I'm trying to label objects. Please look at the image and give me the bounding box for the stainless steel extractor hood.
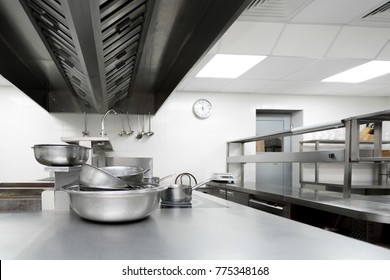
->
[0,0,251,114]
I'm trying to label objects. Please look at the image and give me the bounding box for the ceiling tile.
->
[218,21,284,55]
[292,81,351,95]
[179,1,390,98]
[179,77,231,92]
[241,56,315,80]
[291,0,386,24]
[220,79,271,93]
[326,26,390,59]
[255,80,310,94]
[353,0,390,27]
[327,83,390,96]
[376,41,390,60]
[239,0,313,22]
[283,58,368,81]
[272,24,340,58]
[364,72,390,85]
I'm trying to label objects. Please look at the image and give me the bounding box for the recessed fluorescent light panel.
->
[196,54,267,78]
[322,60,390,83]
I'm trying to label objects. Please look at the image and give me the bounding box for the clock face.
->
[193,99,212,119]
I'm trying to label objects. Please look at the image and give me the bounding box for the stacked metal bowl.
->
[61,164,166,222]
[32,144,90,166]
[79,164,145,191]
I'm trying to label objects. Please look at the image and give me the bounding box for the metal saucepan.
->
[62,184,167,222]
[32,144,90,166]
[161,173,210,203]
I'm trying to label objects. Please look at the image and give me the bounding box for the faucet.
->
[100,109,118,136]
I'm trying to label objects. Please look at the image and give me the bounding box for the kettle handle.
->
[175,173,197,186]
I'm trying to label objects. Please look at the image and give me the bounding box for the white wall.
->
[0,85,389,182]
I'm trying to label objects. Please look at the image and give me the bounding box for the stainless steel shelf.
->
[357,157,390,162]
[227,150,344,163]
[61,136,113,152]
[227,109,390,199]
[228,120,344,144]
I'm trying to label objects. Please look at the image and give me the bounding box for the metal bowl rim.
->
[99,166,145,180]
[100,165,145,173]
[32,144,91,149]
[61,184,167,195]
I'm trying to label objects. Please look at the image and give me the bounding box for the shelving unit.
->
[226,109,390,199]
[299,139,390,195]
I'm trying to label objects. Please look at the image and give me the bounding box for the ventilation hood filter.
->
[20,0,150,113]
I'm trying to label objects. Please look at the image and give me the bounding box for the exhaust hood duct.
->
[0,0,252,113]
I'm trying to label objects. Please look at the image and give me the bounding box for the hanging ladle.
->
[136,115,143,139]
[142,114,146,136]
[82,112,89,136]
[125,112,134,135]
[119,113,127,136]
[146,112,154,136]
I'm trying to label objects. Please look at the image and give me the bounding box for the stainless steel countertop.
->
[205,182,390,224]
[0,192,389,260]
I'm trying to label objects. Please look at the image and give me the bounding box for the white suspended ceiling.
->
[177,0,390,97]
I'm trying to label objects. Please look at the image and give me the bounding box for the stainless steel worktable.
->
[1,192,389,260]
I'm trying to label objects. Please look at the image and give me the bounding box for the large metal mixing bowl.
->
[80,164,129,190]
[32,144,90,166]
[100,166,145,183]
[61,184,167,222]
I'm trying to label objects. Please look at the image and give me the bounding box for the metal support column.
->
[343,120,352,198]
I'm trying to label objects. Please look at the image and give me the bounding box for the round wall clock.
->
[193,99,212,119]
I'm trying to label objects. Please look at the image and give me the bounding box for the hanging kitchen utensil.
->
[119,113,127,136]
[126,112,134,135]
[146,112,154,136]
[82,112,89,136]
[142,114,146,135]
[136,115,143,139]
[161,173,211,203]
